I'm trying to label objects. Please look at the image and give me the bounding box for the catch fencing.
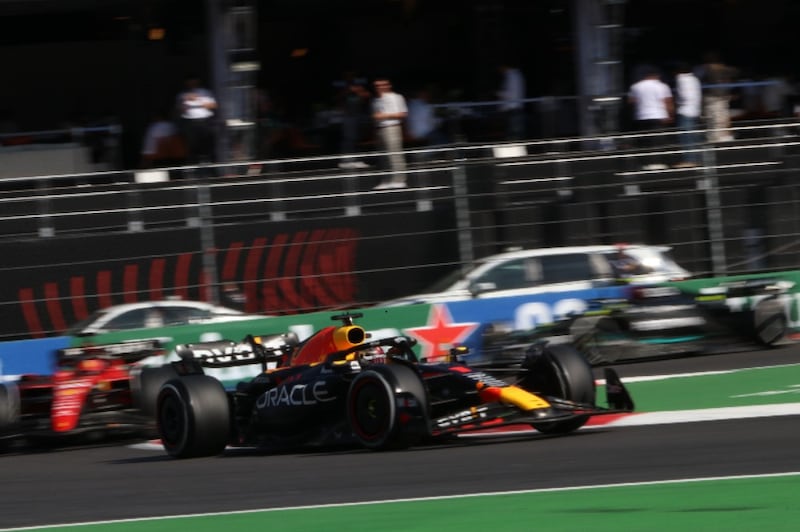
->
[0,119,799,340]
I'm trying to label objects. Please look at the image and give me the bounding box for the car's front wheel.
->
[157,375,230,458]
[347,370,398,450]
[520,344,595,434]
[753,297,788,347]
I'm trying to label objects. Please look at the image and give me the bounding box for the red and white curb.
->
[464,402,800,438]
[586,403,800,427]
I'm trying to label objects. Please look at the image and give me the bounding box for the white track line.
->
[4,472,800,531]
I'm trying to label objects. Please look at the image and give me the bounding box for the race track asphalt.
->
[1,344,798,529]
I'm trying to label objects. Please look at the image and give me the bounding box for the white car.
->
[380,244,691,306]
[67,300,263,336]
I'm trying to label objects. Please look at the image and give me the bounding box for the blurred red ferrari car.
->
[0,339,177,449]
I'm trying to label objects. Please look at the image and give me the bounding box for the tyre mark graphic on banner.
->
[15,228,361,337]
[201,264,213,303]
[18,287,44,338]
[281,231,311,312]
[262,233,287,313]
[221,241,244,281]
[70,276,88,322]
[149,258,166,301]
[123,264,138,303]
[45,282,67,333]
[302,229,336,309]
[330,228,356,305]
[96,270,113,309]
[324,228,356,306]
[174,253,192,300]
[243,237,267,314]
[343,229,357,299]
[317,231,338,302]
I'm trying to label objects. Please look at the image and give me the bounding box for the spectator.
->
[698,52,738,142]
[406,87,446,149]
[628,65,674,170]
[140,110,185,168]
[673,62,703,168]
[372,77,408,189]
[336,73,371,169]
[496,62,526,140]
[176,75,218,164]
[761,73,796,118]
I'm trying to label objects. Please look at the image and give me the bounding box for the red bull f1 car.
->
[154,313,635,458]
[0,339,177,449]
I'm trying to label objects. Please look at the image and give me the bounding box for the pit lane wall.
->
[3,271,800,380]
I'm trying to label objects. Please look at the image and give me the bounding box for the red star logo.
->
[405,305,479,361]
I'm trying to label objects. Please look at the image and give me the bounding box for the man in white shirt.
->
[628,67,674,170]
[372,78,408,189]
[176,75,218,165]
[674,62,702,167]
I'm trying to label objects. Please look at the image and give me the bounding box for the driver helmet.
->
[78,359,106,372]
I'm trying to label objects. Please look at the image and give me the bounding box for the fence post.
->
[451,146,474,268]
[196,180,220,304]
[701,147,727,275]
[36,178,54,238]
[127,179,144,233]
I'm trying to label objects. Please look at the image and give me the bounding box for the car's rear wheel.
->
[157,376,230,458]
[753,297,788,347]
[0,383,20,451]
[521,344,595,434]
[132,364,179,436]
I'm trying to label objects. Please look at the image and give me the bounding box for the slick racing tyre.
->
[0,382,21,450]
[347,365,428,450]
[753,297,788,347]
[157,376,230,458]
[522,344,595,434]
[132,364,179,420]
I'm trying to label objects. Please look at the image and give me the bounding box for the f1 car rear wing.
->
[57,339,164,364]
[175,332,299,371]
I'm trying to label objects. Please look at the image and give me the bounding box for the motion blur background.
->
[2,0,799,342]
[0,0,797,167]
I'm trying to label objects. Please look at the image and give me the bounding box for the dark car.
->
[0,340,177,449]
[153,313,634,458]
[480,277,792,366]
